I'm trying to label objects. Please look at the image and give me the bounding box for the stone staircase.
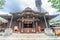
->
[0,33,60,40]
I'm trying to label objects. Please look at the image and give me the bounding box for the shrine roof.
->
[10,7,48,15]
[0,7,58,20]
[0,14,58,20]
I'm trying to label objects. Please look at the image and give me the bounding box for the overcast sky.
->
[0,0,59,15]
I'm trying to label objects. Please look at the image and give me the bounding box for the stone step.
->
[0,33,59,40]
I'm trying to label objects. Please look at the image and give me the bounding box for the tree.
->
[0,0,5,9]
[0,20,3,25]
[49,20,60,23]
[48,0,60,11]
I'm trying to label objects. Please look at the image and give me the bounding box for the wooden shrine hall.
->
[0,7,57,33]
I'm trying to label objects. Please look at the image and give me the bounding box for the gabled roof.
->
[23,7,48,13]
[46,15,58,20]
[0,15,12,20]
[0,7,58,20]
[0,14,58,20]
[10,7,48,14]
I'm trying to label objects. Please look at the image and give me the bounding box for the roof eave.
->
[46,14,59,20]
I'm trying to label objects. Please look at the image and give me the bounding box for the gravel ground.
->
[0,33,60,40]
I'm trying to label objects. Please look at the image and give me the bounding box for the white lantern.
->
[14,26,18,30]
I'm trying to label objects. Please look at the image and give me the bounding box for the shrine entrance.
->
[23,21,33,28]
[21,21,36,33]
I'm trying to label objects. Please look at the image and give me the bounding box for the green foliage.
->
[49,20,57,23]
[48,0,60,11]
[0,20,3,25]
[49,20,60,23]
[0,0,5,9]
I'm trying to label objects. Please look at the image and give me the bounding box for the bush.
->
[0,20,3,25]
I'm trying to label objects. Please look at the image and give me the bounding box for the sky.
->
[0,0,58,15]
[0,0,60,20]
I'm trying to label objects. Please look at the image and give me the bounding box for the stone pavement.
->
[0,33,60,40]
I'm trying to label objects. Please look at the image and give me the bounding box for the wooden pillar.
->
[21,17,23,32]
[33,17,35,32]
[9,15,13,28]
[33,17,35,28]
[19,21,21,28]
[36,21,38,32]
[44,15,48,28]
